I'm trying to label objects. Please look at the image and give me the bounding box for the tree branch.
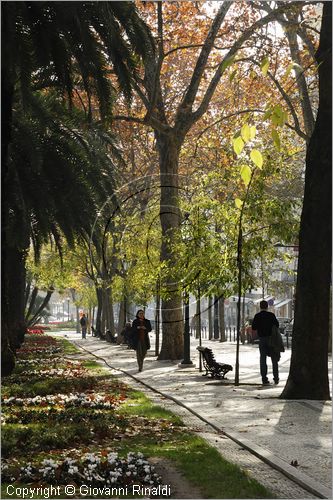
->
[145,0,165,121]
[242,56,309,141]
[257,0,316,136]
[164,42,236,58]
[27,287,54,327]
[191,4,295,124]
[196,108,263,140]
[112,114,171,133]
[176,2,232,114]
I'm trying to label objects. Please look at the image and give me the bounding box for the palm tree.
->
[2,1,152,374]
[3,92,119,373]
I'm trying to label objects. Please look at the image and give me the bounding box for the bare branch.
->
[132,80,150,109]
[192,4,295,124]
[193,108,263,156]
[112,114,171,134]
[257,0,316,135]
[165,43,205,58]
[145,0,165,122]
[164,42,236,58]
[242,56,309,142]
[176,2,232,114]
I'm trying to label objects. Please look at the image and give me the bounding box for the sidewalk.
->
[58,332,332,499]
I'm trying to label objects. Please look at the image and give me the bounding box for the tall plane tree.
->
[281,2,331,400]
[113,1,296,359]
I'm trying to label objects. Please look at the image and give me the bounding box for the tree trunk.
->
[195,296,201,339]
[118,298,126,334]
[76,306,80,333]
[155,280,161,356]
[213,295,219,339]
[106,288,116,336]
[1,244,27,375]
[25,286,39,322]
[95,287,103,335]
[156,132,184,360]
[208,296,213,339]
[27,289,54,327]
[7,246,27,349]
[281,3,331,400]
[24,279,32,310]
[219,295,226,342]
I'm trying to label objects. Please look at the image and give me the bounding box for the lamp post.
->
[179,213,194,368]
[180,288,194,366]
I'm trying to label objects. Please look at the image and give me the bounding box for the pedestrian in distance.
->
[80,313,88,339]
[131,310,152,372]
[252,300,280,385]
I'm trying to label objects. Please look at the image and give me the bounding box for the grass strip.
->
[1,336,275,499]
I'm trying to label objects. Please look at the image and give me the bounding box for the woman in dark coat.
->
[131,310,152,372]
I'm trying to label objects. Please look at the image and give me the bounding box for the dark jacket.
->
[252,310,279,338]
[269,325,285,356]
[131,318,152,350]
[80,316,87,327]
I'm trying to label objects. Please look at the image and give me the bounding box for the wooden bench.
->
[197,346,233,379]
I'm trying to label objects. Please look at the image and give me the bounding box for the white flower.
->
[107,452,118,463]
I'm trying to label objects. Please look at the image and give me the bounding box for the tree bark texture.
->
[95,287,103,335]
[219,295,226,342]
[118,298,126,334]
[156,132,184,360]
[281,3,331,400]
[213,295,219,339]
[208,296,213,340]
[1,245,27,375]
[27,289,54,327]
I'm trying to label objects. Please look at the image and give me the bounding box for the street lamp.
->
[179,213,195,368]
[180,287,194,366]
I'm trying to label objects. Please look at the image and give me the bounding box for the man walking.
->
[252,300,280,385]
[80,313,88,339]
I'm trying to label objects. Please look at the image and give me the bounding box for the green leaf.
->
[241,124,251,143]
[260,56,269,76]
[235,198,243,209]
[271,105,287,127]
[250,149,263,169]
[249,126,256,139]
[233,136,244,156]
[271,129,281,150]
[221,55,236,73]
[240,165,252,186]
[229,69,237,82]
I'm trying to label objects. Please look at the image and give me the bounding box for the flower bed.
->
[16,335,61,357]
[2,392,122,409]
[2,451,162,487]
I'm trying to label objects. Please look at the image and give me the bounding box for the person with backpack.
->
[80,313,88,339]
[252,300,280,385]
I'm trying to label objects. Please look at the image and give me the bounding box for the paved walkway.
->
[57,332,332,499]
